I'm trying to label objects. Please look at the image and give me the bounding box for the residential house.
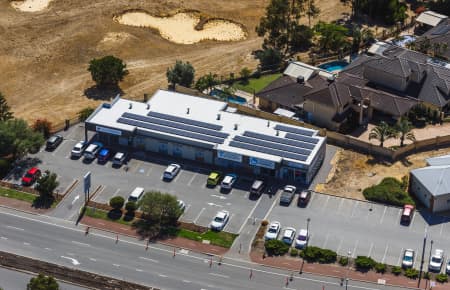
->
[415,10,448,33]
[420,18,450,60]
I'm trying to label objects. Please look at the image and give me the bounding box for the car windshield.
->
[73,147,81,151]
[214,216,224,222]
[25,172,33,178]
[404,255,413,262]
[268,227,277,233]
[432,257,442,263]
[297,235,307,241]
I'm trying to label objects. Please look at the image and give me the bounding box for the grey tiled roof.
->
[422,19,450,60]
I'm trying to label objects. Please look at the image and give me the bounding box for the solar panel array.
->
[243,131,315,150]
[148,111,222,131]
[117,118,225,144]
[234,135,311,156]
[285,133,318,144]
[122,112,228,138]
[274,124,315,137]
[229,141,308,162]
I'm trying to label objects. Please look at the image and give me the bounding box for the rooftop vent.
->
[146,104,150,110]
[217,113,221,120]
[186,107,190,114]
[234,124,238,130]
[276,130,279,136]
[267,120,270,127]
[129,103,132,109]
[296,76,305,84]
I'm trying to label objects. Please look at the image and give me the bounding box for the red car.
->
[401,204,415,225]
[21,167,41,186]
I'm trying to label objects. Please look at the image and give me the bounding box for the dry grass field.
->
[0,0,350,124]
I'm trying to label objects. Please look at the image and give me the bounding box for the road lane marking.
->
[0,237,7,240]
[193,208,206,224]
[113,264,120,267]
[44,247,51,250]
[182,280,191,283]
[158,274,168,277]
[72,241,91,247]
[379,206,387,224]
[139,256,159,263]
[6,225,24,231]
[208,273,229,279]
[89,258,97,262]
[61,256,80,265]
[136,268,143,272]
[187,173,198,186]
[382,244,389,263]
[23,242,30,246]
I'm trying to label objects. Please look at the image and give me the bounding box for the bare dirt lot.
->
[316,147,450,200]
[0,0,350,124]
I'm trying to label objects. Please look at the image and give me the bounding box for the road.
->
[0,207,411,290]
[0,266,87,290]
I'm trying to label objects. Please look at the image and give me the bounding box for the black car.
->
[46,135,63,150]
[297,190,312,207]
[279,185,296,206]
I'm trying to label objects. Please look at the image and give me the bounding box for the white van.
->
[128,187,145,202]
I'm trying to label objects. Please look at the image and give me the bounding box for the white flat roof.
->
[416,11,448,27]
[87,90,325,167]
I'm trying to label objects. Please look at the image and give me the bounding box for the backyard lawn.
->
[233,73,281,93]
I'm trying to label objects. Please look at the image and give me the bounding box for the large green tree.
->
[0,92,13,122]
[135,191,181,238]
[369,121,396,147]
[314,22,351,54]
[0,119,44,158]
[35,170,59,203]
[340,0,406,25]
[195,73,219,93]
[88,55,129,88]
[166,60,195,89]
[27,274,59,290]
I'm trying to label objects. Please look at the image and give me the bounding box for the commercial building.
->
[85,90,326,184]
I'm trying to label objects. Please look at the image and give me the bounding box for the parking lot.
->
[267,191,450,270]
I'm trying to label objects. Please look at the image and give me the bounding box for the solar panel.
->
[148,111,222,131]
[234,135,311,156]
[285,133,319,144]
[229,141,307,162]
[274,124,315,137]
[122,112,228,138]
[243,131,315,150]
[118,118,225,144]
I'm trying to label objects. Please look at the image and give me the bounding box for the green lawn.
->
[84,207,133,226]
[233,73,282,94]
[177,229,238,248]
[0,186,37,203]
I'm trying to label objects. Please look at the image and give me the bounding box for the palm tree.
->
[395,118,416,147]
[368,121,396,147]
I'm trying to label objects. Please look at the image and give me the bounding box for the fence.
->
[49,115,81,134]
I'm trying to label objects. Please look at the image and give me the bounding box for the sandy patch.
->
[96,32,136,50]
[10,0,52,12]
[114,11,246,44]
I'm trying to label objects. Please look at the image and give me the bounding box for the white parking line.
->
[397,247,404,266]
[193,208,206,224]
[322,195,330,210]
[172,171,182,183]
[146,165,153,176]
[322,232,330,249]
[379,206,387,224]
[336,237,344,253]
[179,204,191,219]
[187,173,198,186]
[51,140,65,156]
[112,188,120,198]
[352,240,359,258]
[381,244,389,263]
[368,242,374,257]
[408,212,417,230]
[337,198,344,213]
[350,202,359,218]
[440,222,445,236]
[223,214,234,232]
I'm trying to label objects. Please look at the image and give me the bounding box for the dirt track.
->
[0,0,349,124]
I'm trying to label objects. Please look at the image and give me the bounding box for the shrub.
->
[0,158,11,178]
[290,248,299,257]
[363,177,415,207]
[32,119,52,139]
[265,239,289,256]
[300,246,337,263]
[125,201,137,212]
[404,268,419,279]
[423,272,431,280]
[436,273,448,283]
[374,263,386,273]
[109,196,125,210]
[354,256,376,271]
[391,266,402,276]
[261,220,269,226]
[339,256,349,266]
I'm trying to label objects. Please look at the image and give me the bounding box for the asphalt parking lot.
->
[267,191,450,270]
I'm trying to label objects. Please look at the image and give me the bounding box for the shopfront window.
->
[158,142,168,154]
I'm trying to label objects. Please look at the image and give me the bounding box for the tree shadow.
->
[84,85,123,100]
[32,195,54,209]
[123,211,135,222]
[107,209,122,220]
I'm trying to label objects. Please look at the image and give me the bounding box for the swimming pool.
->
[318,61,349,72]
[391,35,416,47]
[210,89,247,104]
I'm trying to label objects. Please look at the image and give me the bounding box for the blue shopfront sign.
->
[96,126,122,136]
[217,150,242,163]
[249,157,275,170]
[285,161,307,169]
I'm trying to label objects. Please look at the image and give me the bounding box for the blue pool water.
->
[391,35,416,47]
[210,89,247,104]
[318,61,349,72]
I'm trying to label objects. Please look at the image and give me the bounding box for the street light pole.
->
[306,218,311,248]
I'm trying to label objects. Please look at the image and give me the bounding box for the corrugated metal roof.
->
[416,11,448,27]
[427,154,450,166]
[284,62,318,80]
[411,165,450,196]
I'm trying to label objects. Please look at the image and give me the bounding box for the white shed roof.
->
[368,41,392,56]
[411,165,450,197]
[416,11,448,27]
[426,154,450,166]
[284,62,318,80]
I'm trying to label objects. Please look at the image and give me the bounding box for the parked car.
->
[112,152,127,167]
[280,185,297,206]
[46,135,63,150]
[281,227,296,245]
[429,249,444,272]
[177,200,186,212]
[401,204,415,225]
[264,221,281,241]
[402,249,415,268]
[21,167,41,186]
[250,179,265,198]
[294,229,309,249]
[128,187,145,203]
[297,190,312,207]
[97,148,111,163]
[207,171,221,187]
[446,259,450,274]
[83,142,103,161]
[221,173,237,190]
[210,210,230,231]
[163,164,181,180]
[71,141,87,158]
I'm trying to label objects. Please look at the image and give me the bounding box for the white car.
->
[446,259,450,274]
[221,174,237,190]
[163,164,181,180]
[281,227,296,245]
[177,200,186,212]
[264,221,281,240]
[71,141,87,158]
[210,210,230,231]
[402,249,415,268]
[112,152,127,166]
[294,229,309,249]
[429,249,444,272]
